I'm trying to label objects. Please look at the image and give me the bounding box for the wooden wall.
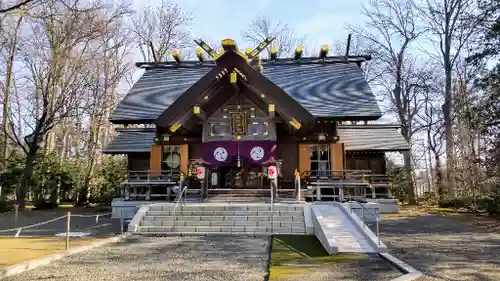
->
[330,143,345,172]
[345,152,386,174]
[277,143,298,181]
[298,144,310,178]
[149,145,162,173]
[128,153,150,171]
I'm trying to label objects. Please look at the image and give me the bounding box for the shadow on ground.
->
[369,213,500,281]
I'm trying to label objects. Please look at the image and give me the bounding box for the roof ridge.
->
[338,124,401,129]
[136,55,370,69]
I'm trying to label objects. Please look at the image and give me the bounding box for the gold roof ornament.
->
[319,45,329,59]
[245,48,252,57]
[171,50,181,64]
[270,47,278,60]
[221,38,237,50]
[294,46,303,60]
[196,48,204,62]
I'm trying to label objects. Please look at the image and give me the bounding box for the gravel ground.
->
[370,213,500,281]
[272,254,403,281]
[3,235,270,281]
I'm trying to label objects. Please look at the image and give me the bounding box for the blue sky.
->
[132,0,368,52]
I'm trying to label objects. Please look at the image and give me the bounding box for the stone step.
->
[138,225,306,234]
[148,204,303,212]
[141,220,305,228]
[145,210,304,217]
[144,215,305,222]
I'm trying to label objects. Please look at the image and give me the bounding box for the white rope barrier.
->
[0,212,113,236]
[0,214,68,233]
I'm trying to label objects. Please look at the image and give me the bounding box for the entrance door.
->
[212,163,265,189]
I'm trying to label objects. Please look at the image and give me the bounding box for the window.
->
[162,145,181,173]
[248,122,268,136]
[309,144,330,177]
[209,123,230,136]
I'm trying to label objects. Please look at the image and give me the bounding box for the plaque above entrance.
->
[231,112,247,136]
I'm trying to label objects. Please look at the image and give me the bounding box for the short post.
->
[294,169,301,202]
[120,208,124,234]
[66,211,71,250]
[14,204,19,227]
[361,208,365,228]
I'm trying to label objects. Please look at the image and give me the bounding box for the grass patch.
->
[0,236,103,267]
[269,235,367,280]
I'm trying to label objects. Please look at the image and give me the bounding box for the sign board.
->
[211,172,218,186]
[231,112,247,135]
[268,166,277,179]
[196,166,206,180]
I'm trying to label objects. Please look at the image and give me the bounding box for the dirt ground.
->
[372,206,500,281]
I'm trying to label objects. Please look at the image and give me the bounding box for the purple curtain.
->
[201,141,277,168]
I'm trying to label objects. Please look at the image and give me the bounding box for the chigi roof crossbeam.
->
[135,55,371,69]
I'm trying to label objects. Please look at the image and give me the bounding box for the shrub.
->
[0,199,14,212]
[33,199,58,210]
[438,196,476,210]
[477,187,500,215]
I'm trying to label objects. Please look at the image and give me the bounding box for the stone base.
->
[367,199,399,214]
[111,198,159,219]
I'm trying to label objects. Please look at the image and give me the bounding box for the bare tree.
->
[417,75,446,199]
[0,13,23,166]
[130,0,192,61]
[0,0,37,13]
[351,0,427,204]
[241,16,304,58]
[420,0,482,196]
[1,0,128,208]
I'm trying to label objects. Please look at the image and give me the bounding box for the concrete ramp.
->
[311,204,379,254]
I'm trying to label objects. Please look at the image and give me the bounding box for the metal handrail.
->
[171,185,188,232]
[348,197,380,246]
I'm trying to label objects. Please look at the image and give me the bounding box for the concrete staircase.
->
[135,203,306,236]
[205,189,270,203]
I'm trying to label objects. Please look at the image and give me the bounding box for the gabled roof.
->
[101,128,155,154]
[110,57,382,124]
[338,125,410,151]
[110,67,212,123]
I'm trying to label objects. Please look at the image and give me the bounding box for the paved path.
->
[371,212,500,281]
[3,236,269,281]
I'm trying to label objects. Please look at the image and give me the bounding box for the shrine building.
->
[103,38,409,206]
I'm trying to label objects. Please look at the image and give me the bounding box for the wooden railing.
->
[300,170,393,201]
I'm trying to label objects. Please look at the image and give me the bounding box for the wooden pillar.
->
[330,143,345,175]
[298,144,310,178]
[149,144,162,175]
[180,144,189,175]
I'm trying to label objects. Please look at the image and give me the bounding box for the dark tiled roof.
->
[338,125,410,151]
[110,60,381,123]
[262,63,380,117]
[101,129,154,154]
[109,67,212,122]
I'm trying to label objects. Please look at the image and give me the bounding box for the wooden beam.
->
[169,110,193,133]
[155,66,223,127]
[216,51,315,127]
